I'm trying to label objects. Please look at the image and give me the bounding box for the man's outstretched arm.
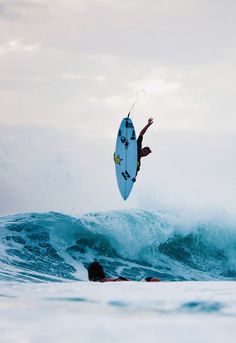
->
[139,118,153,136]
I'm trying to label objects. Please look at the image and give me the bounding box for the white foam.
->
[0,281,235,343]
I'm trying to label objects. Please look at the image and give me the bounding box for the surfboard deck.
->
[114,117,137,200]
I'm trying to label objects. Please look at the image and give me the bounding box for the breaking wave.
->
[0,210,235,282]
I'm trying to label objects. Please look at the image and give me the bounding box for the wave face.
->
[0,210,235,283]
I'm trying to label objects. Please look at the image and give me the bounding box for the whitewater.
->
[0,209,235,342]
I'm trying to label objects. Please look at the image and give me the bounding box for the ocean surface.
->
[0,209,235,342]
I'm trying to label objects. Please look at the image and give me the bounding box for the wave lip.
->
[0,210,236,283]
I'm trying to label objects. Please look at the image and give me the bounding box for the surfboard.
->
[114,117,137,200]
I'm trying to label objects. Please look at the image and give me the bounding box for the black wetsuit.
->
[137,134,143,174]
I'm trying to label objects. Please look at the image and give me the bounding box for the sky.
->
[0,0,236,216]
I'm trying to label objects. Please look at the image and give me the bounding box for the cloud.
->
[0,0,47,18]
[61,73,107,81]
[129,69,182,96]
[0,39,40,55]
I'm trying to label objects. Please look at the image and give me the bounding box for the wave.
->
[0,210,235,283]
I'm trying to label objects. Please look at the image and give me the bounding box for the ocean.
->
[0,209,235,342]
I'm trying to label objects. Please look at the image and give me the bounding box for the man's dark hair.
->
[88,262,106,281]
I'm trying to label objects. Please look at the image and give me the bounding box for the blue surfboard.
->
[114,117,137,200]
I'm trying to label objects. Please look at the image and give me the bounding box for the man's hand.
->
[148,118,153,126]
[140,117,154,136]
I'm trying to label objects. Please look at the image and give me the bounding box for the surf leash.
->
[127,89,146,118]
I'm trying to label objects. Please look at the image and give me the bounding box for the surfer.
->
[137,118,153,174]
[87,262,160,282]
[88,262,129,282]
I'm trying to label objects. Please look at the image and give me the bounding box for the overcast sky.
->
[0,0,236,215]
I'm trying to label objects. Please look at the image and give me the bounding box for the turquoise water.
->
[0,210,235,282]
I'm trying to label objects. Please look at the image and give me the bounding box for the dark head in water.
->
[87,261,160,282]
[140,147,152,157]
[88,262,105,281]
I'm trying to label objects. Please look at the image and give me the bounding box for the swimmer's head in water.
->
[88,262,105,281]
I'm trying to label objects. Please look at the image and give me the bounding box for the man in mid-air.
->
[136,117,153,174]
